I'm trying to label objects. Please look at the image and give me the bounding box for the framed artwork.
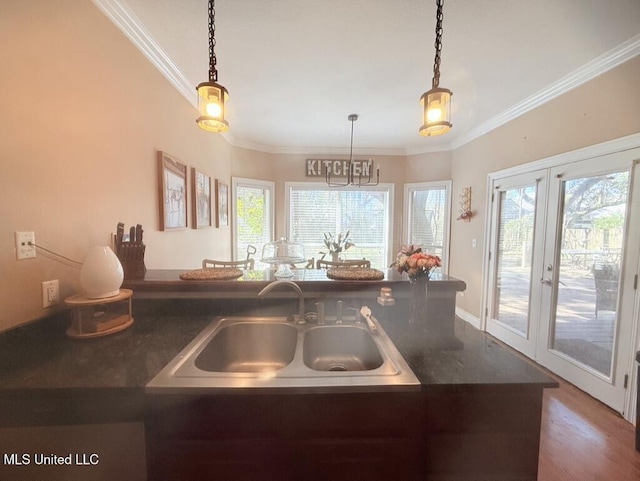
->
[158,151,188,230]
[192,168,212,228]
[215,179,229,227]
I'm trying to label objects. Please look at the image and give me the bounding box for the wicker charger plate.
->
[326,267,385,281]
[179,267,243,281]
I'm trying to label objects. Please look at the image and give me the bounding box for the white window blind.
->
[404,181,451,272]
[286,183,393,270]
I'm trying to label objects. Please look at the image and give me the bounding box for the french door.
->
[485,169,548,358]
[486,150,639,414]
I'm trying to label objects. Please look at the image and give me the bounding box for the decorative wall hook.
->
[457,187,472,221]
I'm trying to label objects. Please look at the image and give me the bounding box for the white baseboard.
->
[456,307,481,330]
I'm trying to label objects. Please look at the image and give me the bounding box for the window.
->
[286,183,394,270]
[232,177,274,267]
[403,181,451,272]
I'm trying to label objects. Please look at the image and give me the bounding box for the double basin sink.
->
[147,316,420,394]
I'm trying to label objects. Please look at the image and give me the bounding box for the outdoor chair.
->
[592,262,619,318]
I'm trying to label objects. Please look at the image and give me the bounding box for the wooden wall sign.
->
[306,159,373,178]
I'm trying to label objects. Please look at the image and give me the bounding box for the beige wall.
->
[450,56,640,318]
[2,1,638,333]
[1,0,233,330]
[405,151,453,182]
[232,151,451,256]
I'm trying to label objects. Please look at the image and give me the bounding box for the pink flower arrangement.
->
[391,244,441,280]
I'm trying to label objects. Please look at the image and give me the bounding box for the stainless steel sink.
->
[303,325,383,371]
[195,322,297,373]
[147,316,420,394]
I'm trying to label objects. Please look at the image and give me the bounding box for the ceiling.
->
[97,0,640,155]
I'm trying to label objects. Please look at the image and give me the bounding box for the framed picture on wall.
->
[192,168,212,229]
[215,179,229,227]
[158,151,188,230]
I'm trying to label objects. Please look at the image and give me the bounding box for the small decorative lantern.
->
[196,0,229,133]
[419,0,453,137]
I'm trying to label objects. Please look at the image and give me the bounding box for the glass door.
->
[537,155,634,411]
[486,170,547,358]
[486,150,638,414]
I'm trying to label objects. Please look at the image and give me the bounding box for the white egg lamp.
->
[79,246,124,299]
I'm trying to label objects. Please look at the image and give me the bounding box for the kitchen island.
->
[0,274,557,481]
[125,268,466,345]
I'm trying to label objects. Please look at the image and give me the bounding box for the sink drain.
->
[326,363,350,372]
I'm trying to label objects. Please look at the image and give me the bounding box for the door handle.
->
[540,278,552,285]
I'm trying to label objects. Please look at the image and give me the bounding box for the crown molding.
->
[271,146,408,156]
[232,138,408,157]
[404,142,454,156]
[451,34,640,150]
[93,1,639,157]
[91,0,197,109]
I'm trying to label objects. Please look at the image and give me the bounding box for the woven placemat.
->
[179,267,243,280]
[326,267,385,281]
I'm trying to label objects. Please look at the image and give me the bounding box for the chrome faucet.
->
[258,280,306,323]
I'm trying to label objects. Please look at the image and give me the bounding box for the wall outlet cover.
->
[15,231,36,260]
[42,280,59,308]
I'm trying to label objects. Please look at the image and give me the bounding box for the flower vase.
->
[409,275,429,326]
[331,252,340,263]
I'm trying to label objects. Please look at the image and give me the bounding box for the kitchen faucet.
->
[257,280,306,323]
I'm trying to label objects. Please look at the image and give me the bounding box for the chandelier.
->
[326,114,380,187]
[419,0,452,136]
[196,0,229,132]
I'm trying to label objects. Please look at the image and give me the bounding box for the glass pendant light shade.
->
[80,246,124,299]
[196,81,229,132]
[419,87,452,136]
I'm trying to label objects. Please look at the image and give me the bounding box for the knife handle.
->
[135,224,143,244]
[116,222,124,251]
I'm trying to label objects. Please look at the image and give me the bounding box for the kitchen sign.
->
[306,159,374,178]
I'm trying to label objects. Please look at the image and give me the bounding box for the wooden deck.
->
[495,263,617,374]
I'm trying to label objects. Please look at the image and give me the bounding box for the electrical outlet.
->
[15,231,36,260]
[42,280,59,308]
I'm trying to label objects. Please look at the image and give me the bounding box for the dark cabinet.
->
[146,386,545,481]
[145,392,422,481]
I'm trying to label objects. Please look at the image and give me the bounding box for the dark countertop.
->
[0,308,556,394]
[123,269,467,296]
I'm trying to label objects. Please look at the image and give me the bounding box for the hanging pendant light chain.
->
[208,0,218,82]
[431,0,444,89]
[197,0,228,132]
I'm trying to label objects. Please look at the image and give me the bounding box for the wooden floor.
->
[538,374,640,480]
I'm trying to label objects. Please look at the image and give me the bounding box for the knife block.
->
[116,244,147,280]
